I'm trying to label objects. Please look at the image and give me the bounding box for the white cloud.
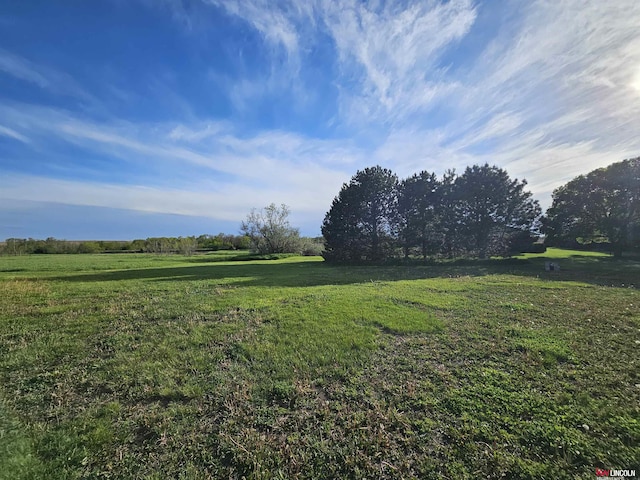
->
[206,0,306,60]
[0,104,354,224]
[0,168,344,227]
[0,49,93,101]
[3,0,640,235]
[198,1,476,124]
[469,2,639,122]
[321,0,476,121]
[0,49,50,88]
[0,124,29,143]
[352,1,640,206]
[0,173,244,220]
[631,66,640,93]
[168,122,230,142]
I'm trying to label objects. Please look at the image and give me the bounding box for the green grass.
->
[0,249,638,479]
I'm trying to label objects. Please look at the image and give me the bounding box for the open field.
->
[0,249,638,479]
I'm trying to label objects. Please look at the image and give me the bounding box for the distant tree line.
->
[4,158,636,260]
[0,234,252,256]
[322,164,543,263]
[1,238,129,255]
[0,230,325,257]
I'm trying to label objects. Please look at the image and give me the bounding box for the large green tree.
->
[398,171,441,259]
[322,166,398,263]
[436,169,461,258]
[544,157,640,256]
[453,164,541,258]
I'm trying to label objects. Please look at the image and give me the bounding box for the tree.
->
[145,237,175,254]
[241,203,301,254]
[544,157,640,256]
[438,170,462,258]
[453,164,541,258]
[322,166,398,263]
[398,171,441,259]
[3,238,27,256]
[78,241,101,254]
[177,236,198,255]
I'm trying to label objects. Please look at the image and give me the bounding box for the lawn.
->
[0,249,638,479]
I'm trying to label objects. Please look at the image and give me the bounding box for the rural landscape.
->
[1,159,639,479]
[1,249,638,479]
[2,2,640,479]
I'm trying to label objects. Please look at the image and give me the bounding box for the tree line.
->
[322,164,542,263]
[1,230,324,257]
[240,159,639,261]
[321,157,640,263]
[0,234,251,256]
[3,158,637,259]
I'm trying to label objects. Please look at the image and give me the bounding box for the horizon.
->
[1,1,640,239]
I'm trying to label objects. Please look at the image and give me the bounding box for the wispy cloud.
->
[208,0,477,125]
[449,1,640,195]
[0,49,93,101]
[0,124,29,143]
[0,103,353,222]
[0,49,50,88]
[321,0,476,123]
[0,173,257,221]
[2,1,640,236]
[206,0,312,60]
[341,1,640,205]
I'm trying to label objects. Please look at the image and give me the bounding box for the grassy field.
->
[0,249,638,479]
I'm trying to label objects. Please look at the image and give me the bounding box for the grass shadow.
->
[516,253,639,288]
[49,254,639,289]
[51,259,500,287]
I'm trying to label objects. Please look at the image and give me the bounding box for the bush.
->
[241,204,302,254]
[300,238,324,256]
[78,241,101,254]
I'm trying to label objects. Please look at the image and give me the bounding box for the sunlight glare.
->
[631,67,640,92]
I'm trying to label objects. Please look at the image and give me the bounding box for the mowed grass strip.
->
[0,249,638,479]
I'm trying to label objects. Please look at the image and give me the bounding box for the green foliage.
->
[1,235,252,256]
[544,157,640,256]
[0,250,638,478]
[241,203,302,254]
[398,171,441,258]
[322,166,399,263]
[322,164,540,263]
[143,237,176,254]
[196,233,250,251]
[299,237,324,256]
[77,241,101,254]
[230,252,298,261]
[176,236,198,255]
[0,401,44,480]
[508,230,546,254]
[0,238,122,255]
[453,164,541,258]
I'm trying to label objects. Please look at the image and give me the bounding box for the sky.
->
[1,1,640,240]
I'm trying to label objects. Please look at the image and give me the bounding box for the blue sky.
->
[1,1,640,239]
